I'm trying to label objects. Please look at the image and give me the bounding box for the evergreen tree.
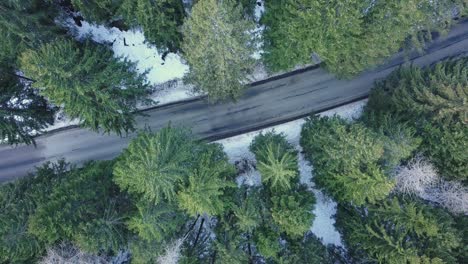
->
[421,122,468,180]
[361,113,422,172]
[367,58,467,125]
[113,127,193,204]
[301,116,395,205]
[28,161,129,254]
[270,187,315,238]
[0,161,69,263]
[20,39,151,136]
[127,199,187,243]
[336,197,463,263]
[365,58,468,181]
[181,0,256,101]
[0,68,55,145]
[250,132,299,190]
[119,0,185,53]
[0,0,64,54]
[261,0,463,76]
[177,144,236,217]
[279,232,333,264]
[71,0,122,23]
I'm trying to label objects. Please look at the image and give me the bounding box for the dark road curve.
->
[1,20,468,182]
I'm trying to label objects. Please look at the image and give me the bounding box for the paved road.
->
[1,20,467,182]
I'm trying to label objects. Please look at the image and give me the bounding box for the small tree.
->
[113,127,193,204]
[177,144,236,217]
[181,0,256,101]
[20,39,150,135]
[250,132,299,190]
[270,187,315,238]
[300,116,394,205]
[127,200,186,243]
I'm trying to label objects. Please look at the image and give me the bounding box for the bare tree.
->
[157,238,185,264]
[39,243,110,264]
[394,156,438,196]
[426,180,468,215]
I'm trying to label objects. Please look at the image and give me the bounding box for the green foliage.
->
[177,144,236,217]
[0,161,68,263]
[300,115,395,205]
[336,197,463,263]
[261,0,463,76]
[254,229,282,260]
[250,132,299,190]
[421,122,468,180]
[279,233,332,264]
[28,161,129,253]
[127,199,186,243]
[181,0,256,101]
[0,1,64,55]
[119,0,185,52]
[270,187,315,238]
[361,113,422,171]
[71,0,185,52]
[20,39,150,135]
[71,0,121,23]
[129,237,164,264]
[365,58,468,181]
[0,69,55,145]
[114,127,193,203]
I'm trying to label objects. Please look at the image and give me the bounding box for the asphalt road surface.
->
[1,20,467,182]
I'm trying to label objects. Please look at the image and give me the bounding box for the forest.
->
[0,0,467,263]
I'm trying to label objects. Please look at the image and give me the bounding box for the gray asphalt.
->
[1,20,467,182]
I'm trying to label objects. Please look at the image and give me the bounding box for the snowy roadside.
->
[216,99,368,247]
[43,1,271,132]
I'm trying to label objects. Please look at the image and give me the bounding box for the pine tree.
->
[300,116,395,205]
[27,161,129,253]
[336,197,463,264]
[261,0,463,76]
[113,127,194,204]
[0,68,55,145]
[0,161,69,263]
[181,0,256,101]
[365,58,468,181]
[20,39,150,136]
[360,113,422,172]
[368,58,467,125]
[0,1,64,53]
[71,0,122,23]
[250,132,299,190]
[119,0,185,53]
[270,187,315,238]
[127,199,187,243]
[177,144,236,217]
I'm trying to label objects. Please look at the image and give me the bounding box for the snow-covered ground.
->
[216,99,367,247]
[63,19,193,105]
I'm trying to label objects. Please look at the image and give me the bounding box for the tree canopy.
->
[364,58,468,181]
[181,0,256,101]
[337,197,463,263]
[20,39,151,135]
[301,116,395,205]
[261,0,465,76]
